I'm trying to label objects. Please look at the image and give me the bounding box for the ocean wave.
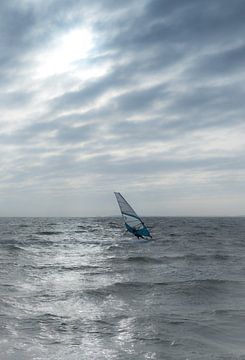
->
[2,244,27,252]
[109,254,223,264]
[82,278,245,298]
[166,278,244,287]
[214,309,245,319]
[108,222,121,229]
[126,256,162,264]
[36,231,63,235]
[23,264,100,271]
[82,281,163,298]
[20,238,57,247]
[106,244,123,251]
[183,253,231,262]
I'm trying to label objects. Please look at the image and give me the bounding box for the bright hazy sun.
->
[37,28,93,78]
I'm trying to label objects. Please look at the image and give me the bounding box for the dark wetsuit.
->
[132,227,143,239]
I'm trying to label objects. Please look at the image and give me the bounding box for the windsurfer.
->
[114,192,152,239]
[132,227,143,239]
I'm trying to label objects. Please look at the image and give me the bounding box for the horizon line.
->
[0,215,244,218]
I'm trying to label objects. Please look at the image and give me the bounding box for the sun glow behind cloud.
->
[36,28,93,78]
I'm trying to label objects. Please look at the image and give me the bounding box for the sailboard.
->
[114,192,152,239]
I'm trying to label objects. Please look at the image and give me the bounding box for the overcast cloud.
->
[0,0,244,216]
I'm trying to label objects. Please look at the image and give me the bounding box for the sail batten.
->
[114,192,151,238]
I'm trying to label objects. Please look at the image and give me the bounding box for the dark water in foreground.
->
[0,217,245,360]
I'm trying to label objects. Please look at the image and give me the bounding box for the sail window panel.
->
[123,214,142,230]
[114,192,138,217]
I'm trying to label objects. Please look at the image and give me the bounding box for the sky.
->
[0,0,245,216]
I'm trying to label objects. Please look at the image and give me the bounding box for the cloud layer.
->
[0,0,245,216]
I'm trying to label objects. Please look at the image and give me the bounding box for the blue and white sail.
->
[114,192,151,238]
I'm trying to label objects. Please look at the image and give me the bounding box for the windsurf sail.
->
[114,192,152,238]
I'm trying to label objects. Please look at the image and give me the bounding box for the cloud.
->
[192,44,245,77]
[0,0,245,215]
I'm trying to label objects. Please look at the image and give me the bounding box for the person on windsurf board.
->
[114,192,152,239]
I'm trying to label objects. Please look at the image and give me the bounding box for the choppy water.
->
[0,217,245,360]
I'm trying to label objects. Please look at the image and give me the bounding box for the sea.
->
[0,216,245,360]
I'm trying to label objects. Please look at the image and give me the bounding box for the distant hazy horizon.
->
[0,215,244,218]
